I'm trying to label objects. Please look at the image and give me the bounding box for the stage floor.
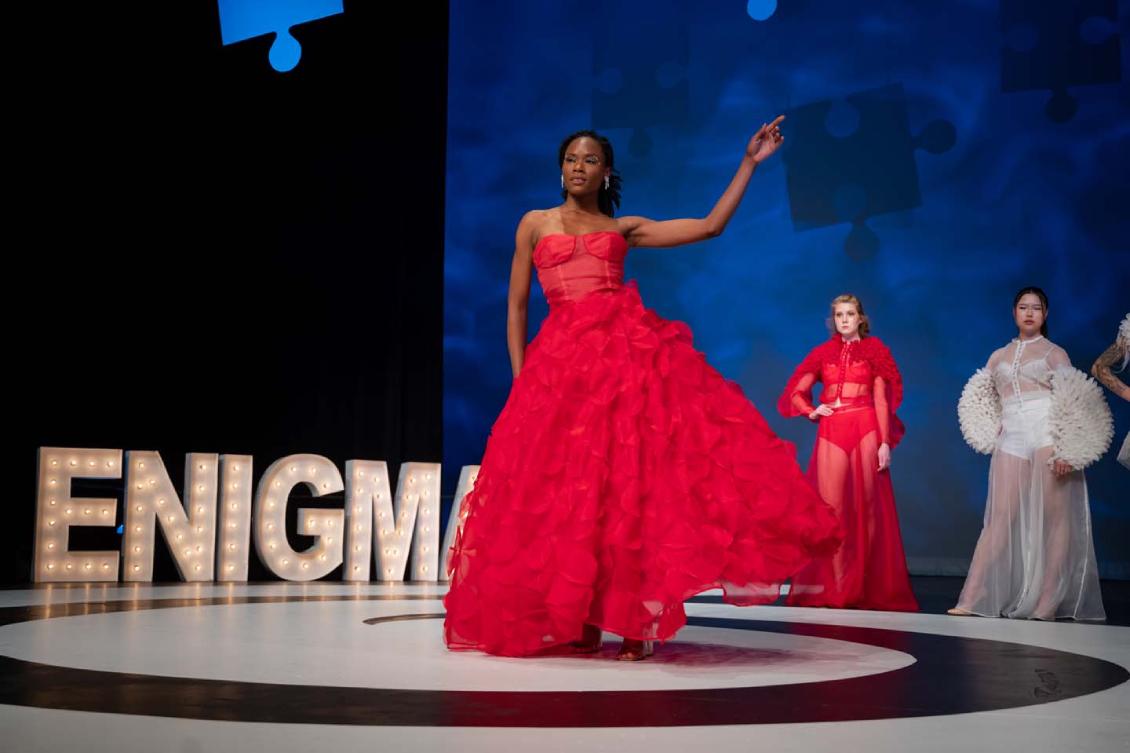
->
[2,579,1127,752]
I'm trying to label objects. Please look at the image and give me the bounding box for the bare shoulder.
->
[516,209,555,250]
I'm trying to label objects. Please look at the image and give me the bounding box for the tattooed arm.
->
[1091,339,1130,402]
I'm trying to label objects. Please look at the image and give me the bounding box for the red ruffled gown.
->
[778,334,918,611]
[444,231,842,656]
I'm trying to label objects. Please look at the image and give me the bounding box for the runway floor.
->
[1,578,1127,752]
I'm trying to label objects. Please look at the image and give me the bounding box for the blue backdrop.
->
[443,0,1129,576]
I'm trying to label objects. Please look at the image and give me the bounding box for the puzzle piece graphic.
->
[593,1,689,157]
[218,0,343,73]
[1001,0,1121,123]
[783,83,955,260]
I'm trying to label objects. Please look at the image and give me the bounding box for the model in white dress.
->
[953,289,1111,620]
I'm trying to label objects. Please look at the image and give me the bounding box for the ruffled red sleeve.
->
[862,337,905,448]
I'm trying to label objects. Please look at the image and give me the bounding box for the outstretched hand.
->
[747,115,785,163]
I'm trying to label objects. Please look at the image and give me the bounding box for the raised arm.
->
[620,116,785,248]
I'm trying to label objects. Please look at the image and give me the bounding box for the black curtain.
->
[9,2,448,583]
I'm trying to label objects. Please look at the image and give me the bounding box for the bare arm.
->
[1092,339,1130,401]
[620,116,785,248]
[507,214,537,378]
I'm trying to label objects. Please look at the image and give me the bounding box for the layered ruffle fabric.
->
[445,241,841,655]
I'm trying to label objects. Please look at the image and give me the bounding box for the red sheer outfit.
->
[778,334,917,611]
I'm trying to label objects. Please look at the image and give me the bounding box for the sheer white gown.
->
[954,336,1106,620]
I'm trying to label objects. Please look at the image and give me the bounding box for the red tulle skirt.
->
[786,406,918,611]
[444,284,842,656]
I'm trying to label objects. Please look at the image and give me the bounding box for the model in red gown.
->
[444,119,842,659]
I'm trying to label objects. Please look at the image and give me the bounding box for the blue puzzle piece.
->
[783,83,955,260]
[1001,0,1121,122]
[218,0,343,72]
